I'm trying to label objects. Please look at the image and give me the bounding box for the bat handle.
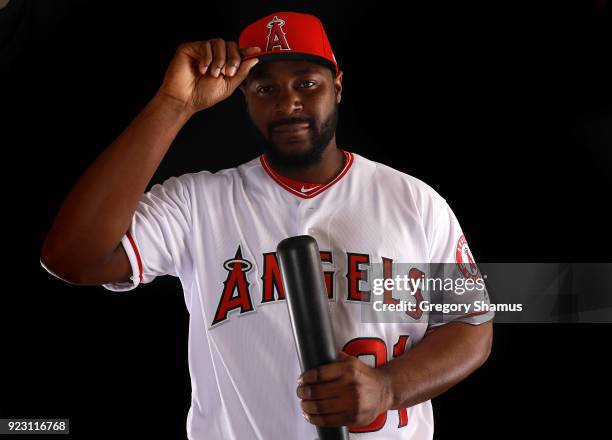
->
[316,426,350,440]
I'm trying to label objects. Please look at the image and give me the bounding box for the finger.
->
[210,38,227,77]
[197,40,213,76]
[297,379,343,400]
[174,41,204,75]
[304,411,347,427]
[299,361,345,385]
[225,41,241,77]
[238,46,262,57]
[301,396,346,416]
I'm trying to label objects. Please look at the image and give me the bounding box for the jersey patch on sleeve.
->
[455,234,481,280]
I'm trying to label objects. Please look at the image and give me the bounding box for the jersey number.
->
[342,335,410,433]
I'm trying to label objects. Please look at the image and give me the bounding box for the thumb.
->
[337,350,352,361]
[229,52,261,87]
[230,46,261,88]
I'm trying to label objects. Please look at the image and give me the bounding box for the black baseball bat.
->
[277,235,349,440]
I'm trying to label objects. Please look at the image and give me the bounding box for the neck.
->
[268,139,345,184]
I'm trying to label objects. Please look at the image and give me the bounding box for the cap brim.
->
[247,51,337,76]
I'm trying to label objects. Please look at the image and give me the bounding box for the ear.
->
[334,70,343,104]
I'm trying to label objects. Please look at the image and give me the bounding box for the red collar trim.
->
[260,150,354,199]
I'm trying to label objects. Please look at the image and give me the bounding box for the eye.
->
[256,85,273,94]
[300,80,316,88]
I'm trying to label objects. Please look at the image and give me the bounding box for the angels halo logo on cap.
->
[265,15,292,52]
[238,11,340,77]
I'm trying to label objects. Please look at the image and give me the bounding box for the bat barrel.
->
[277,235,337,370]
[277,235,349,440]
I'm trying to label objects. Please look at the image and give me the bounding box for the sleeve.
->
[425,197,494,332]
[101,174,193,292]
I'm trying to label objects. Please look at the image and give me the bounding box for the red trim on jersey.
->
[269,166,327,190]
[126,230,143,284]
[260,150,354,199]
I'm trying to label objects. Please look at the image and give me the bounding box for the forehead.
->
[247,60,330,82]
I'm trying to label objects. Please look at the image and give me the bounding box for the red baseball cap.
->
[238,11,339,77]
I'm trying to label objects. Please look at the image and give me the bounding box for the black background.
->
[1,0,611,438]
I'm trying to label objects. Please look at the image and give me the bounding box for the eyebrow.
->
[249,66,323,82]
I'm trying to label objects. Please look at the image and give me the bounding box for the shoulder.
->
[171,155,261,190]
[354,152,447,211]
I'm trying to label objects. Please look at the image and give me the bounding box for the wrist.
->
[152,90,194,123]
[378,368,396,412]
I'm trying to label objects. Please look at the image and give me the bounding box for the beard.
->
[247,102,339,170]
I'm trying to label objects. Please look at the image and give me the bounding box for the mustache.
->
[269,117,314,133]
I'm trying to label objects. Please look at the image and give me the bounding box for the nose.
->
[274,85,303,116]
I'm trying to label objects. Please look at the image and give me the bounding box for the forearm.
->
[378,321,493,410]
[41,92,192,279]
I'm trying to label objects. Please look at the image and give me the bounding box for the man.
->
[40,11,493,440]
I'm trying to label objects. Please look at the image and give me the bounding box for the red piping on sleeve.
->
[126,230,143,284]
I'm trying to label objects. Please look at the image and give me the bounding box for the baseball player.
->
[40,11,494,440]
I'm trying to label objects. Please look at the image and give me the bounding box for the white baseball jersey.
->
[102,149,494,439]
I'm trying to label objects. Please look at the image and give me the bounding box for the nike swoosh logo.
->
[300,186,320,193]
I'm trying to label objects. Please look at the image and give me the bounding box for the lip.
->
[272,123,310,134]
